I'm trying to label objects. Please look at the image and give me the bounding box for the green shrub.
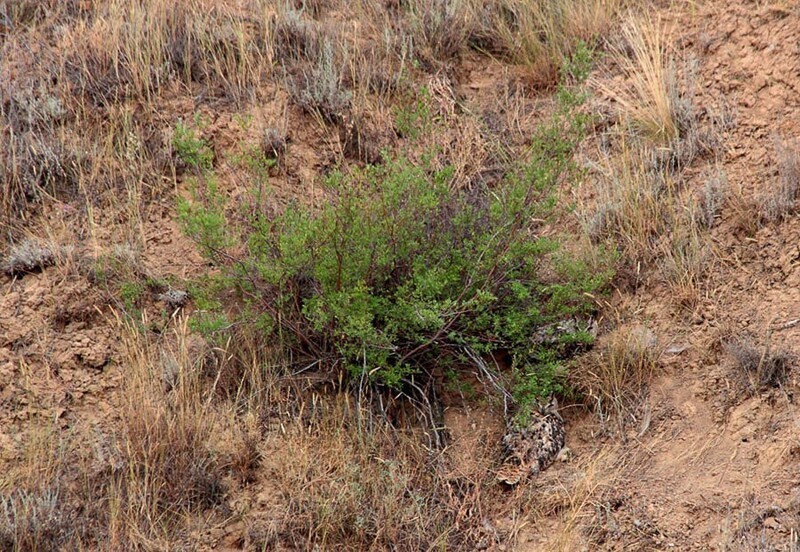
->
[180,49,612,398]
[172,116,214,171]
[393,87,433,141]
[119,280,146,311]
[177,178,231,259]
[185,275,232,340]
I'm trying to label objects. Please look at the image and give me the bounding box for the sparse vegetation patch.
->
[11,0,787,548]
[2,238,59,276]
[760,136,800,222]
[0,489,74,552]
[726,335,794,394]
[570,324,660,425]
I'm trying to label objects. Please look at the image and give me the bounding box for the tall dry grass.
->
[593,16,681,145]
[586,141,679,261]
[543,447,630,551]
[0,412,79,550]
[61,0,274,105]
[259,395,503,550]
[658,207,713,310]
[467,0,623,85]
[107,313,226,545]
[1,0,274,230]
[570,324,660,428]
[584,133,717,309]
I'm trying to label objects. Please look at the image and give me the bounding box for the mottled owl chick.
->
[496,397,565,486]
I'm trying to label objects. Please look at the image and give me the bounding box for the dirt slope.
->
[513,2,800,549]
[2,0,800,550]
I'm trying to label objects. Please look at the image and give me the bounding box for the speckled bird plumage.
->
[496,397,565,486]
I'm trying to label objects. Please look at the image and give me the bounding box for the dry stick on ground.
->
[771,318,800,331]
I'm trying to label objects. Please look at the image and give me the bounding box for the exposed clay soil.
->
[533,2,800,548]
[3,1,800,550]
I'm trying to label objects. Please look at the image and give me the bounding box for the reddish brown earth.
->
[3,1,800,550]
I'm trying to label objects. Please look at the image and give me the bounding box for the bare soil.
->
[3,0,800,550]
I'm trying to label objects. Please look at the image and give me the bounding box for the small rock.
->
[158,289,189,308]
[664,344,689,355]
[764,517,780,530]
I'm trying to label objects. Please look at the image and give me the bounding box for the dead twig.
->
[771,318,800,331]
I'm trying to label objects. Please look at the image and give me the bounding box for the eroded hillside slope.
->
[2,0,800,550]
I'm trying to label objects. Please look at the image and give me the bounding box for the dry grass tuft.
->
[407,0,469,68]
[62,0,273,105]
[570,324,660,425]
[261,395,501,550]
[727,178,760,236]
[718,493,800,551]
[594,16,682,145]
[585,133,717,302]
[272,4,324,63]
[468,0,621,86]
[760,136,800,222]
[544,447,630,550]
[0,414,85,550]
[110,314,226,542]
[696,166,728,229]
[585,143,678,262]
[0,489,74,552]
[293,0,333,19]
[658,210,712,311]
[596,19,723,171]
[725,335,794,394]
[1,0,274,226]
[0,109,83,224]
